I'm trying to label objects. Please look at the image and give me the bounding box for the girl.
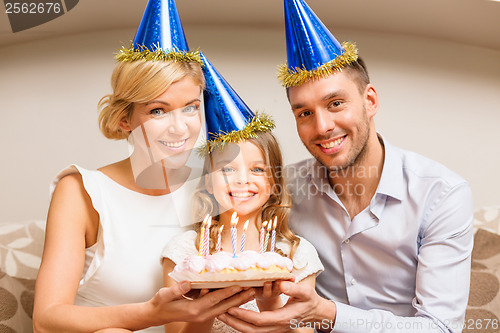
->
[161,52,324,332]
[162,130,323,333]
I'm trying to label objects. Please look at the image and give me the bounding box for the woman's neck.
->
[135,159,191,193]
[99,158,190,196]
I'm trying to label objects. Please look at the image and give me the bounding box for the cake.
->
[169,250,294,288]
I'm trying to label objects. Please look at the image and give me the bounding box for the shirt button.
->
[345,238,350,244]
[351,278,357,285]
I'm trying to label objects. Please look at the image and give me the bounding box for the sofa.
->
[0,220,44,332]
[1,208,500,332]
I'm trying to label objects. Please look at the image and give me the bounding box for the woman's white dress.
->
[52,164,199,332]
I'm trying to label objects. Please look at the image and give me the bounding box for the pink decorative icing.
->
[173,250,293,273]
[176,255,206,273]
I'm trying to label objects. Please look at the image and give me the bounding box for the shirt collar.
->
[375,134,404,201]
[308,160,332,193]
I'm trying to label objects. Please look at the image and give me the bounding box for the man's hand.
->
[217,280,336,333]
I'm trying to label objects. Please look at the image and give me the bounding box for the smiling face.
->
[207,141,273,222]
[121,76,202,169]
[288,71,378,172]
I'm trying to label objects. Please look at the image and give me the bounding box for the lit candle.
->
[270,217,277,252]
[263,220,272,252]
[203,216,212,256]
[230,212,238,257]
[240,220,249,253]
[198,214,210,256]
[259,221,267,254]
[216,225,224,253]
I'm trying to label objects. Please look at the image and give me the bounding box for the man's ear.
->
[364,84,379,119]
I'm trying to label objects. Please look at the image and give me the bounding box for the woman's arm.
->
[34,173,159,332]
[34,174,254,333]
[163,259,215,333]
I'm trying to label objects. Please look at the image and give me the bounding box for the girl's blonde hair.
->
[98,60,205,140]
[193,131,301,259]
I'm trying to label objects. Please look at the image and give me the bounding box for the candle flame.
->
[231,212,238,226]
[262,221,268,228]
[273,217,277,229]
[267,221,272,231]
[203,214,210,225]
[207,216,212,228]
[219,225,224,233]
[243,220,249,231]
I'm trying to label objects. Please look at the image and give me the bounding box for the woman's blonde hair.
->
[193,131,301,259]
[98,60,205,140]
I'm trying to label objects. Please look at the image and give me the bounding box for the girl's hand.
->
[255,281,283,311]
[218,278,322,333]
[255,281,281,301]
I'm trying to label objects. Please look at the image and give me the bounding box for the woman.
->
[33,53,253,333]
[33,1,254,332]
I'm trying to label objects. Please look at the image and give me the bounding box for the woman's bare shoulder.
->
[53,171,84,195]
[49,167,100,246]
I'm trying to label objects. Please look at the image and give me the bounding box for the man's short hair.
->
[285,56,370,98]
[343,56,370,94]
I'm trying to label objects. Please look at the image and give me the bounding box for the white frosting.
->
[204,252,233,272]
[173,250,293,274]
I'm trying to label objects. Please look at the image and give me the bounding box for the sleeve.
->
[161,230,199,265]
[50,165,79,198]
[332,183,474,333]
[291,237,324,283]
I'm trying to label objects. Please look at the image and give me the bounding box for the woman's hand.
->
[147,281,256,326]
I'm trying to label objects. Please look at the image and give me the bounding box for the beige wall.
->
[1,25,499,222]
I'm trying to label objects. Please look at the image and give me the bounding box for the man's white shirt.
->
[285,136,473,333]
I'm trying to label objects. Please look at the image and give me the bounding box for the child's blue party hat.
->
[200,52,274,154]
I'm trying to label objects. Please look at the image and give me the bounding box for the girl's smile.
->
[207,141,272,223]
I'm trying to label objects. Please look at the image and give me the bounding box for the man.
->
[217,0,473,332]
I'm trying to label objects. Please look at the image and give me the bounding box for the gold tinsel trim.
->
[198,112,276,157]
[115,43,203,65]
[277,41,358,88]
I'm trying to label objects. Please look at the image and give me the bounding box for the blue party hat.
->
[116,0,201,64]
[201,52,274,153]
[278,0,358,87]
